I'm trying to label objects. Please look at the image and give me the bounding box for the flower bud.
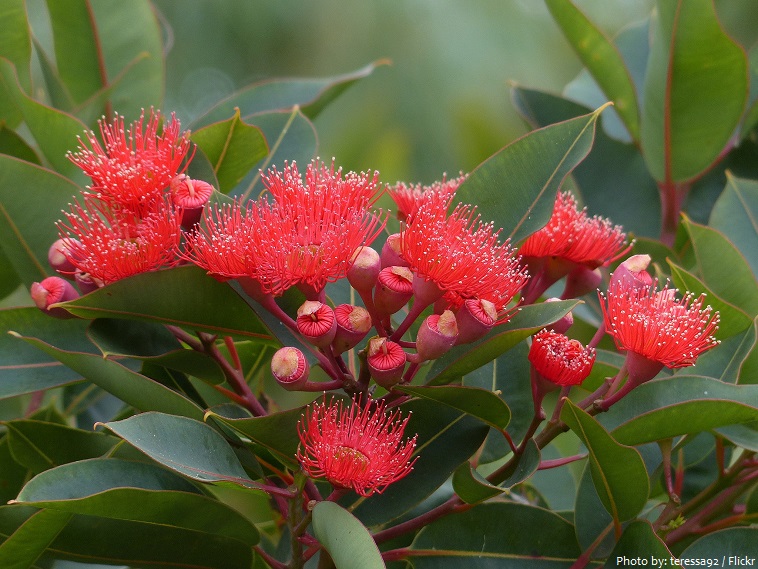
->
[30,277,79,319]
[47,238,79,278]
[74,271,101,294]
[332,304,372,354]
[271,347,310,391]
[347,247,381,293]
[562,266,602,299]
[416,310,458,361]
[610,254,653,292]
[367,336,406,389]
[380,233,409,269]
[296,301,337,348]
[455,298,497,344]
[544,297,574,334]
[171,175,213,229]
[373,266,414,316]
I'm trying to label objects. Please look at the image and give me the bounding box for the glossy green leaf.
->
[0,124,40,164]
[0,0,31,127]
[13,334,205,420]
[347,399,489,527]
[4,420,116,474]
[409,502,581,567]
[680,527,758,559]
[601,375,758,445]
[15,458,259,546]
[99,412,260,488]
[192,61,386,129]
[427,299,580,385]
[668,262,752,339]
[0,156,83,286]
[0,307,94,399]
[88,1,164,117]
[60,265,273,341]
[710,174,758,278]
[682,216,758,316]
[45,0,103,106]
[312,501,384,569]
[0,507,70,569]
[0,437,27,506]
[741,44,758,138]
[561,400,648,522]
[641,0,748,182]
[545,0,640,140]
[606,521,672,565]
[191,109,268,193]
[574,465,614,553]
[209,405,304,467]
[455,106,605,244]
[396,385,510,430]
[716,423,758,452]
[691,316,757,383]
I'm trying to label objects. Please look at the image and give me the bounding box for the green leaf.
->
[601,375,758,445]
[15,458,260,546]
[606,521,672,564]
[680,527,758,559]
[545,0,640,140]
[396,385,510,430]
[191,109,268,194]
[741,44,758,138]
[347,398,489,527]
[312,501,384,569]
[0,437,28,506]
[409,502,581,567]
[192,61,387,129]
[0,508,70,569]
[455,105,606,244]
[0,124,40,164]
[13,333,205,420]
[427,299,580,385]
[668,262,752,339]
[0,0,31,127]
[4,420,116,474]
[574,465,614,553]
[710,174,758,278]
[0,156,83,286]
[561,399,648,522]
[690,316,757,383]
[99,412,261,488]
[0,307,95,399]
[682,215,758,316]
[641,0,748,182]
[60,265,274,341]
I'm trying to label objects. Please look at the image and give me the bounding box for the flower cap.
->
[30,277,80,318]
[296,397,417,497]
[296,301,337,348]
[528,329,595,386]
[367,336,407,388]
[332,304,372,354]
[271,347,310,391]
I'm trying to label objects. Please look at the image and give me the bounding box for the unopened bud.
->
[380,233,409,269]
[610,254,653,292]
[171,175,213,229]
[367,336,406,389]
[47,239,79,278]
[347,247,381,293]
[75,271,101,294]
[271,347,310,391]
[332,304,372,354]
[296,301,337,348]
[416,310,458,361]
[30,277,79,319]
[455,298,497,344]
[374,266,414,316]
[544,297,574,334]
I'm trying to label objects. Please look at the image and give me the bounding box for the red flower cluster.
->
[528,329,596,386]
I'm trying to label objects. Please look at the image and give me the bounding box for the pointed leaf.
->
[312,501,384,569]
[396,384,510,430]
[0,508,70,569]
[60,265,274,341]
[546,0,640,140]
[0,0,31,127]
[455,106,606,244]
[607,521,672,564]
[641,0,748,182]
[710,174,758,278]
[191,109,268,193]
[690,316,757,383]
[0,124,40,164]
[561,399,649,522]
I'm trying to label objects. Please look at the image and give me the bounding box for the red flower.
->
[400,192,529,312]
[69,109,193,214]
[297,397,417,497]
[387,173,465,222]
[600,280,720,370]
[57,198,182,285]
[520,191,627,269]
[528,329,595,386]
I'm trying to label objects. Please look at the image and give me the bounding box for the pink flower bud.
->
[367,336,406,389]
[374,266,414,316]
[47,238,79,278]
[296,301,337,348]
[610,254,653,292]
[30,277,80,319]
[380,233,409,269]
[271,347,310,391]
[332,304,372,354]
[347,247,382,293]
[455,298,497,344]
[416,310,458,361]
[544,297,574,334]
[562,266,602,299]
[171,175,213,229]
[74,270,101,294]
